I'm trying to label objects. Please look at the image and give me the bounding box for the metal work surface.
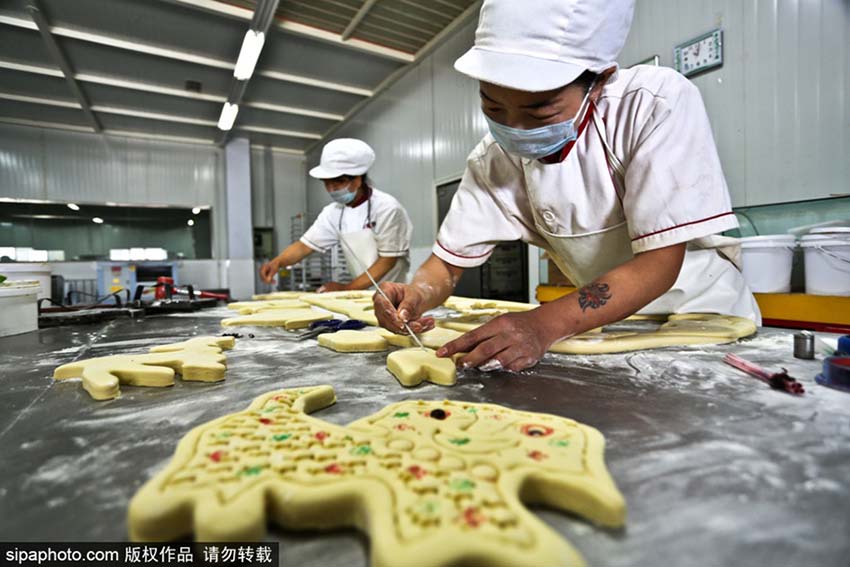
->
[0,308,848,566]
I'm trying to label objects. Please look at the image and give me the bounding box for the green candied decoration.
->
[416,499,440,516]
[549,439,570,448]
[448,437,470,446]
[465,407,478,413]
[272,433,292,441]
[216,432,232,439]
[262,406,280,413]
[392,412,409,418]
[449,478,475,492]
[350,445,372,456]
[238,466,263,477]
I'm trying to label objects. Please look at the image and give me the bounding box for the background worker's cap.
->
[309,138,376,179]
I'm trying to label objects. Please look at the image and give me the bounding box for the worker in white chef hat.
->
[375,0,760,370]
[260,138,413,292]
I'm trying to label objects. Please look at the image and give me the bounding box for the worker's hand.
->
[438,310,558,372]
[259,258,280,283]
[373,282,435,335]
[317,282,348,293]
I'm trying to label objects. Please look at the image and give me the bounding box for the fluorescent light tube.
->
[234,30,265,80]
[92,217,104,224]
[67,203,80,211]
[217,102,239,131]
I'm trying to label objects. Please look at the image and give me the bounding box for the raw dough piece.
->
[227,299,308,314]
[376,328,416,348]
[252,291,312,301]
[387,348,457,387]
[549,313,757,354]
[54,336,235,401]
[443,296,535,313]
[318,330,389,353]
[128,386,625,567]
[220,309,332,330]
[437,319,485,333]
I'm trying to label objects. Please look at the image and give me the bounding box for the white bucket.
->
[800,227,850,296]
[739,235,796,293]
[0,263,52,299]
[0,281,40,337]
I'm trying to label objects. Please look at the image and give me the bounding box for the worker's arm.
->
[318,256,399,292]
[259,241,313,283]
[374,253,464,334]
[439,242,687,371]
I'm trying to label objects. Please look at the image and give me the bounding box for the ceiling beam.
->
[159,0,414,63]
[0,58,345,121]
[26,1,101,133]
[0,12,372,97]
[306,1,482,154]
[342,0,383,41]
[0,90,322,139]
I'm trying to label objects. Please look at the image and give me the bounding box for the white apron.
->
[524,107,761,322]
[338,197,409,286]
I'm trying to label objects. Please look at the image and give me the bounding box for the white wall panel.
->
[251,147,307,252]
[431,20,488,182]
[619,0,849,206]
[1,123,221,208]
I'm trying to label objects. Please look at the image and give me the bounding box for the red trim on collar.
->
[348,185,372,208]
[539,102,596,164]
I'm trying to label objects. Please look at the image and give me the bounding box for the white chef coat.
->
[301,187,413,283]
[434,65,761,322]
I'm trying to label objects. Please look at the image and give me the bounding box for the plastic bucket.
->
[0,263,52,299]
[800,228,850,296]
[739,235,796,293]
[0,281,39,337]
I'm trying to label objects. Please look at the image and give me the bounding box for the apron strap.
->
[338,190,373,231]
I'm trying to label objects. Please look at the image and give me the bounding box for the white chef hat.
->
[309,138,376,179]
[454,0,635,92]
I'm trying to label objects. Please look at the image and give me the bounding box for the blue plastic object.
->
[815,356,850,393]
[837,335,850,356]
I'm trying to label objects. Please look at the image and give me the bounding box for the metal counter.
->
[0,308,847,566]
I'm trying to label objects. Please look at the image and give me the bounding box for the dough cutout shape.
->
[252,291,313,301]
[380,327,464,350]
[318,330,389,353]
[387,348,457,387]
[302,295,380,326]
[227,299,308,314]
[128,386,625,567]
[549,313,757,354]
[221,309,332,330]
[54,336,235,401]
[443,296,535,314]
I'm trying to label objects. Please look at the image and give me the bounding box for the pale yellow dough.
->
[301,294,380,326]
[128,386,625,567]
[227,299,308,314]
[387,348,457,387]
[318,330,389,353]
[443,296,535,313]
[220,308,332,330]
[252,291,313,300]
[549,313,757,354]
[53,336,235,401]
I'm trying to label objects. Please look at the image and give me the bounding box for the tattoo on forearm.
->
[578,282,612,311]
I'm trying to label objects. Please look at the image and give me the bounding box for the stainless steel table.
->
[1,308,847,566]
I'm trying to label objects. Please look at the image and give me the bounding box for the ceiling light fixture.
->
[187,219,195,227]
[234,30,265,80]
[67,203,80,211]
[192,207,201,215]
[92,217,104,224]
[217,102,239,131]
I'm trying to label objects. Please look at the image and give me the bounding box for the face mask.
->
[485,82,595,160]
[328,184,356,205]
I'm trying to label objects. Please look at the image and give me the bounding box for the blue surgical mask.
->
[328,184,356,205]
[485,84,594,160]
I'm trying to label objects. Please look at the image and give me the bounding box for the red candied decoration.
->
[528,450,548,461]
[407,465,427,479]
[315,431,329,442]
[209,450,225,462]
[259,418,273,425]
[324,463,343,474]
[462,507,485,528]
